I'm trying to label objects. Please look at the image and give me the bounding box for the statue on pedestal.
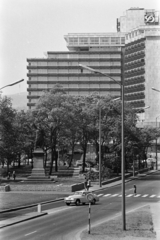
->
[33,124,45,149]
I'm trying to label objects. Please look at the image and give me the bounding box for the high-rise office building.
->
[124,27,160,127]
[27,7,160,127]
[117,8,159,32]
[27,33,125,109]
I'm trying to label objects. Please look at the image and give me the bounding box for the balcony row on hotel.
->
[125,76,145,86]
[125,84,145,93]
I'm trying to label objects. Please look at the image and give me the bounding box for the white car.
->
[64,190,99,206]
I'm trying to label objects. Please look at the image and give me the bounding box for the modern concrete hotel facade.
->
[124,25,160,126]
[27,7,160,126]
[27,33,125,109]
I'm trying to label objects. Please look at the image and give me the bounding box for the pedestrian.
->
[7,171,11,180]
[13,171,16,181]
[84,177,87,191]
[133,184,137,196]
[87,179,91,191]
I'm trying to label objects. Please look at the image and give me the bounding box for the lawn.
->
[80,205,156,240]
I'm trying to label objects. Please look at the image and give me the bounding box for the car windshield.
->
[74,191,83,195]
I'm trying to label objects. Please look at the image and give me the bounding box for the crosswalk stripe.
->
[101,193,158,198]
[97,194,103,197]
[150,195,156,198]
[134,194,141,197]
[126,194,134,197]
[142,194,149,197]
[104,194,111,197]
[111,194,118,197]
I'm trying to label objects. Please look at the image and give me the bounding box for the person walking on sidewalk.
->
[12,171,16,181]
[84,177,88,191]
[87,179,91,191]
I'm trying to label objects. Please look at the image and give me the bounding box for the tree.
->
[0,95,17,171]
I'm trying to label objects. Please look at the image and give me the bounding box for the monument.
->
[27,128,51,182]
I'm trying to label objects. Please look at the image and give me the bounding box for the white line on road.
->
[134,194,141,197]
[150,195,156,198]
[25,231,37,236]
[97,194,104,197]
[111,194,119,197]
[157,196,160,198]
[104,194,111,197]
[142,194,149,198]
[126,194,134,197]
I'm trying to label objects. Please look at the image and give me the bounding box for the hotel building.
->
[27,8,160,127]
[27,33,125,109]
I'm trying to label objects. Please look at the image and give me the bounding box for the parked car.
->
[64,190,99,206]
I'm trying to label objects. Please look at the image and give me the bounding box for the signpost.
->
[86,193,94,234]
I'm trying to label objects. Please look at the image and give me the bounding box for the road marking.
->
[97,194,104,197]
[134,194,141,197]
[126,194,134,197]
[111,194,119,197]
[157,196,160,198]
[142,194,149,198]
[25,231,37,236]
[118,195,122,197]
[104,194,111,197]
[150,195,156,198]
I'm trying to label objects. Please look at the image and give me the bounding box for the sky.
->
[0,0,160,95]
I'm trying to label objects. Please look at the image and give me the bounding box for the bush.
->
[0,168,8,177]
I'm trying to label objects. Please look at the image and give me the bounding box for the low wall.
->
[71,183,84,192]
[0,184,10,192]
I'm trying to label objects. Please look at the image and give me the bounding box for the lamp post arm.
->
[79,64,121,87]
[0,79,24,90]
[152,87,160,93]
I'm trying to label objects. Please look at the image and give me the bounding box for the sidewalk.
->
[0,169,159,234]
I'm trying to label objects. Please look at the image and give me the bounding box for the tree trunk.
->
[18,153,21,168]
[82,146,87,172]
[55,148,58,172]
[69,144,75,167]
[49,148,54,175]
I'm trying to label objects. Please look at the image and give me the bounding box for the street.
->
[0,171,160,240]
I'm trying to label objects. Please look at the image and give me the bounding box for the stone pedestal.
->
[27,148,51,182]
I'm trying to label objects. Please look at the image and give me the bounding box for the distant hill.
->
[7,92,28,111]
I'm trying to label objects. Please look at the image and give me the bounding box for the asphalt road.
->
[0,171,160,240]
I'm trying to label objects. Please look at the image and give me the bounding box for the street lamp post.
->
[79,47,126,230]
[98,102,102,188]
[152,87,160,170]
[156,115,160,170]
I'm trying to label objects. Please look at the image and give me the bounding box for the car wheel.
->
[66,203,70,206]
[92,199,96,205]
[75,199,80,206]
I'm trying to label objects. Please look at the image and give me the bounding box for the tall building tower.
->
[117,8,159,32]
[27,33,125,109]
[124,25,160,127]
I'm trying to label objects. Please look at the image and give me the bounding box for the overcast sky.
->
[0,0,159,95]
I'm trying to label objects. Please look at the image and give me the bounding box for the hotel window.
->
[69,37,78,45]
[100,37,110,45]
[121,37,125,44]
[79,37,88,45]
[111,37,120,45]
[90,37,99,45]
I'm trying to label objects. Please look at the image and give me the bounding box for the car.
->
[64,190,99,206]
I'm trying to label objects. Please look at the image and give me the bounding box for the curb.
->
[0,198,64,214]
[0,212,48,229]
